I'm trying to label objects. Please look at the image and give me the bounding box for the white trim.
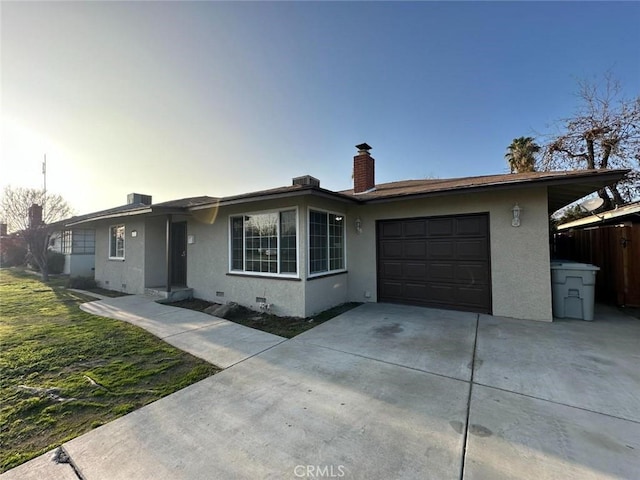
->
[307,206,347,278]
[108,224,126,260]
[228,206,300,278]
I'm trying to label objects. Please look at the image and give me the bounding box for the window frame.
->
[109,225,126,260]
[63,229,95,255]
[307,207,347,278]
[228,207,299,278]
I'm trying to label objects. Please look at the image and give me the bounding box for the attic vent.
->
[127,193,152,205]
[292,175,320,188]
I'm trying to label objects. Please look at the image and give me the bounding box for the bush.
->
[47,251,65,274]
[0,237,28,267]
[66,276,97,290]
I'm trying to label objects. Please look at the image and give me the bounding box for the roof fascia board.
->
[65,207,154,226]
[360,169,629,205]
[189,188,358,211]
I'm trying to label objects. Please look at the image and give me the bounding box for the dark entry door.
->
[377,213,491,313]
[171,222,187,286]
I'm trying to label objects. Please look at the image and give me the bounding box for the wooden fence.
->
[554,224,640,307]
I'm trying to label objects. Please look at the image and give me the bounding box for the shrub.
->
[46,251,65,274]
[0,237,28,267]
[66,276,97,290]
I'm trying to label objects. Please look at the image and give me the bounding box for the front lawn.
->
[0,269,220,473]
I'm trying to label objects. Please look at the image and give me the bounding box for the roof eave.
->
[354,169,629,213]
[189,187,359,211]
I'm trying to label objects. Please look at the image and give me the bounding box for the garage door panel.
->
[377,214,491,314]
[405,263,427,278]
[428,262,455,281]
[381,262,403,277]
[428,218,455,236]
[404,241,427,258]
[381,241,403,258]
[456,216,487,236]
[381,222,403,237]
[404,220,427,237]
[456,263,490,284]
[456,239,489,260]
[405,283,429,300]
[428,240,454,259]
[456,285,490,307]
[379,281,403,298]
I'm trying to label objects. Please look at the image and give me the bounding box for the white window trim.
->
[307,207,347,278]
[108,224,125,260]
[228,206,299,278]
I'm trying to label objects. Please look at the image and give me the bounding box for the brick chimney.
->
[28,204,43,228]
[353,143,375,193]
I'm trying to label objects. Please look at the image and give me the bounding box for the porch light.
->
[354,217,362,234]
[511,204,521,227]
[131,230,138,237]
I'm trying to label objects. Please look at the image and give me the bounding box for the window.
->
[109,225,125,259]
[62,229,95,254]
[62,231,72,254]
[230,209,297,276]
[309,210,345,275]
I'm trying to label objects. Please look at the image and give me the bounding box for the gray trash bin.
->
[550,262,600,321]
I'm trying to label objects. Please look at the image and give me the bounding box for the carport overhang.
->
[354,169,630,214]
[545,169,630,213]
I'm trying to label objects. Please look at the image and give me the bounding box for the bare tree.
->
[540,73,640,208]
[0,186,73,281]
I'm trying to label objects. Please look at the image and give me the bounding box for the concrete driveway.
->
[3,302,639,479]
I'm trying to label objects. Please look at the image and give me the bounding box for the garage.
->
[377,213,491,313]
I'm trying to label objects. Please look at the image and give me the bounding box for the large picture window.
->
[230,209,297,276]
[309,210,345,275]
[109,225,125,259]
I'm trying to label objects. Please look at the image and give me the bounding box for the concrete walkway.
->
[79,294,286,368]
[3,302,639,479]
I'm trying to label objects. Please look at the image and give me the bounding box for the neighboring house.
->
[49,227,96,277]
[61,144,628,321]
[555,202,640,307]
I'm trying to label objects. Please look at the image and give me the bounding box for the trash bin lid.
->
[550,262,600,271]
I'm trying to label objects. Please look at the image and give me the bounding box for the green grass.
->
[0,269,220,473]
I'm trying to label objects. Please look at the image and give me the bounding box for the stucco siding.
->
[186,199,306,317]
[144,217,167,288]
[345,188,553,321]
[305,273,349,316]
[93,218,146,294]
[66,254,95,277]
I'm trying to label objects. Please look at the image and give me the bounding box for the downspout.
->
[166,214,172,293]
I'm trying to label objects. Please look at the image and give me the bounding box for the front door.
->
[170,222,187,286]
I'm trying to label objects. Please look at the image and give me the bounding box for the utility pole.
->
[42,154,47,220]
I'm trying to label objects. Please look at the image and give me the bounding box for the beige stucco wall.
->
[345,187,553,321]
[88,185,553,321]
[186,198,306,317]
[66,254,95,277]
[93,218,146,294]
[144,216,168,288]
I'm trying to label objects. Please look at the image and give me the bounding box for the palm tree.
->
[505,137,540,173]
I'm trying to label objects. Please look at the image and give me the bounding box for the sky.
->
[1,1,639,216]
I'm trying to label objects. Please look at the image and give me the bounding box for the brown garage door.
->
[377,213,491,313]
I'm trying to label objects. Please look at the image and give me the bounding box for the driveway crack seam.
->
[460,313,479,480]
[159,320,238,339]
[472,381,640,425]
[223,338,289,369]
[297,340,469,382]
